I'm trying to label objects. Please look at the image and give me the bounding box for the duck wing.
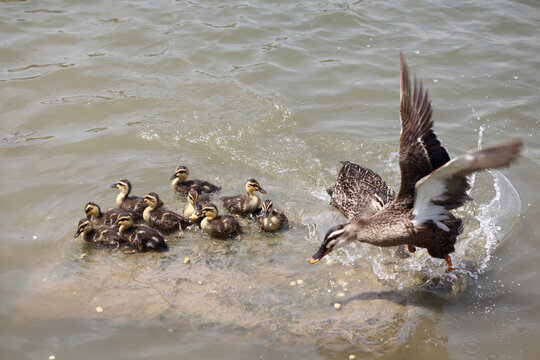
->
[412,140,522,230]
[327,161,395,220]
[397,53,450,201]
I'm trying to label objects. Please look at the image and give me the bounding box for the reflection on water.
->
[1,0,539,359]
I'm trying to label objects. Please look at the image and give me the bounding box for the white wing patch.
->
[412,154,475,231]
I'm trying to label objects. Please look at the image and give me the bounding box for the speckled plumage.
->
[111,179,147,218]
[143,192,184,236]
[220,178,266,215]
[257,200,288,232]
[117,215,168,252]
[198,203,241,239]
[327,161,395,220]
[170,166,221,195]
[84,202,130,226]
[74,218,122,247]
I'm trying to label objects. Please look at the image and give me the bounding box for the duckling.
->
[84,201,130,226]
[183,188,210,222]
[257,200,288,232]
[115,214,168,253]
[110,179,147,218]
[169,165,221,195]
[220,178,267,215]
[74,218,122,247]
[142,192,185,236]
[191,203,241,240]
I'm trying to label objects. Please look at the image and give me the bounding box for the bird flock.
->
[75,166,288,253]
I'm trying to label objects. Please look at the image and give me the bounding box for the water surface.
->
[1,0,539,359]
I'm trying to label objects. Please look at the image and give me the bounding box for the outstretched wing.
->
[412,140,522,230]
[397,53,450,200]
[327,161,395,220]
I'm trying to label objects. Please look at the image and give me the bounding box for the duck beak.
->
[110,183,118,188]
[74,230,81,238]
[309,247,333,264]
[169,174,177,180]
[263,210,269,217]
[190,211,202,221]
[258,187,267,194]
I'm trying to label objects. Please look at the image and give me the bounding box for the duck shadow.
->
[342,276,469,310]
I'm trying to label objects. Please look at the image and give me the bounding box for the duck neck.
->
[118,224,130,236]
[350,219,409,247]
[246,190,260,208]
[171,177,181,192]
[81,229,92,242]
[143,205,153,222]
[116,188,129,207]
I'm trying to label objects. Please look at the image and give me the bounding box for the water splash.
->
[308,125,521,289]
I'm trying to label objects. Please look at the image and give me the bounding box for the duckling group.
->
[75,166,288,253]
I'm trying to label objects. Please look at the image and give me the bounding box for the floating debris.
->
[296,279,304,285]
[49,356,55,360]
[80,253,87,259]
[32,235,38,240]
[334,303,341,310]
[184,257,190,264]
[349,355,356,360]
[95,306,103,313]
[337,292,345,297]
[289,281,297,286]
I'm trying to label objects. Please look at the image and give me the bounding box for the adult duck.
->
[310,53,522,272]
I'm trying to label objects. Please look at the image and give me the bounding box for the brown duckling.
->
[115,214,168,253]
[310,53,522,272]
[220,178,267,215]
[169,165,221,195]
[74,218,122,247]
[142,192,185,236]
[110,179,147,218]
[183,188,210,222]
[257,200,288,232]
[191,203,241,240]
[84,201,130,226]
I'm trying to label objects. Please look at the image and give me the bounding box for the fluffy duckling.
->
[110,179,147,218]
[257,200,288,232]
[191,203,241,240]
[220,178,267,215]
[74,218,122,247]
[84,202,130,226]
[142,192,185,236]
[183,188,210,222]
[169,165,221,195]
[115,214,168,253]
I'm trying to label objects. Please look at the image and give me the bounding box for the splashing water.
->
[309,125,522,290]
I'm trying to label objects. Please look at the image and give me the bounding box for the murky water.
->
[1,0,539,359]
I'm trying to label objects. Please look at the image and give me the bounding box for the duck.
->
[142,192,185,236]
[84,201,130,226]
[257,200,288,232]
[183,188,210,222]
[169,165,221,195]
[191,203,241,239]
[110,179,148,218]
[74,218,122,247]
[326,161,396,220]
[310,53,522,272]
[115,214,168,253]
[220,178,267,215]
